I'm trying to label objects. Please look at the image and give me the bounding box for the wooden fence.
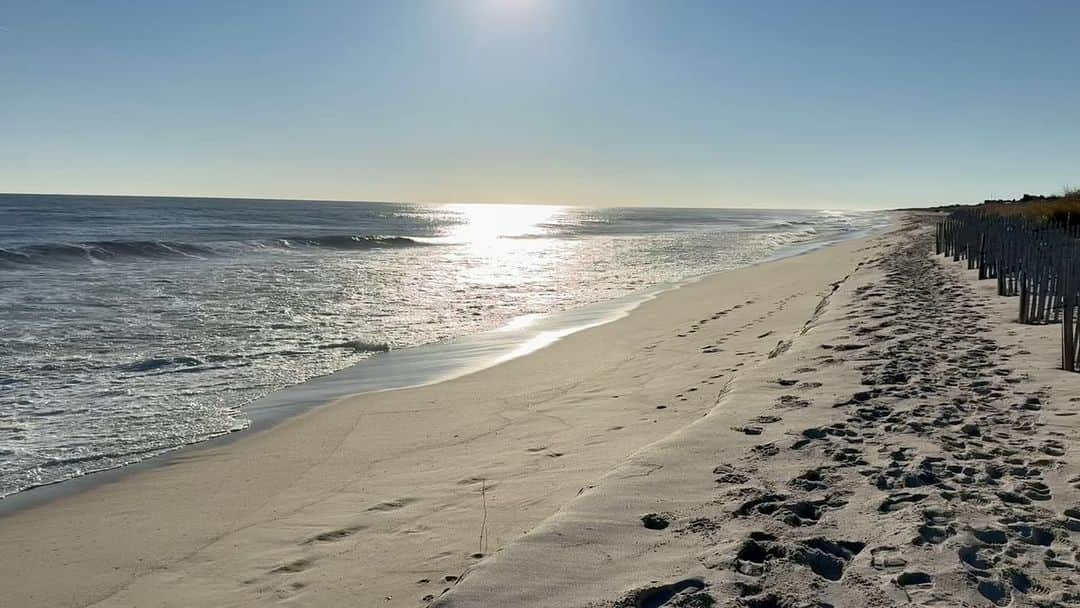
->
[936,211,1080,371]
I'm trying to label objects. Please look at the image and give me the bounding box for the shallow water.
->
[0,195,885,498]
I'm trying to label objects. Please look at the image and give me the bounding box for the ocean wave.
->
[317,339,392,353]
[498,232,560,240]
[757,228,822,247]
[0,234,435,268]
[117,356,205,373]
[269,235,433,250]
[0,240,215,266]
[765,219,816,228]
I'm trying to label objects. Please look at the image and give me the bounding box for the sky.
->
[2,1,1078,209]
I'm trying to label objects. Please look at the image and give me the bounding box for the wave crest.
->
[0,235,434,268]
[317,340,392,353]
[270,235,430,250]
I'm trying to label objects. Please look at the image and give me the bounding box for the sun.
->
[475,0,544,21]
[447,203,562,245]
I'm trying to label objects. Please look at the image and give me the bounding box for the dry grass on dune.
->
[979,187,1080,229]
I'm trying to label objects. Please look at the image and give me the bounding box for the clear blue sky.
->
[2,1,1078,208]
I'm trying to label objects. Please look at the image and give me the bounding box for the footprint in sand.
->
[877,492,928,513]
[895,571,934,594]
[870,545,907,571]
[303,524,366,544]
[789,467,831,492]
[367,497,419,512]
[713,463,750,485]
[271,558,314,574]
[641,513,670,530]
[750,443,780,458]
[734,532,785,576]
[731,425,764,436]
[776,395,810,408]
[790,538,865,581]
[616,578,708,608]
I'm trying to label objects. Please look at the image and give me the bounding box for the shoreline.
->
[0,225,893,608]
[0,283,669,517]
[0,219,887,518]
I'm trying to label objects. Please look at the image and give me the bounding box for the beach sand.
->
[435,218,1080,607]
[3,217,1077,607]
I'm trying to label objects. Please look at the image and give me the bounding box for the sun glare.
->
[447,203,562,244]
[439,204,565,288]
[474,0,544,22]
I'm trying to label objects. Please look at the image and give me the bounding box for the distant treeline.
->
[935,189,1080,371]
[903,187,1080,218]
[976,188,1080,230]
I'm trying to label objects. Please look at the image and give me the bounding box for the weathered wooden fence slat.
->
[937,210,1080,372]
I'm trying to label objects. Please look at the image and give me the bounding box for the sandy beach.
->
[437,217,1080,607]
[4,216,1078,607]
[7,3,1078,606]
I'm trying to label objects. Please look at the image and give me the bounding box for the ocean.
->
[0,194,886,498]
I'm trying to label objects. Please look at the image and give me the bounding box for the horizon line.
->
[0,190,923,211]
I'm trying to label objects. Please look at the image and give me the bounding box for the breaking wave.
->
[0,235,435,267]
